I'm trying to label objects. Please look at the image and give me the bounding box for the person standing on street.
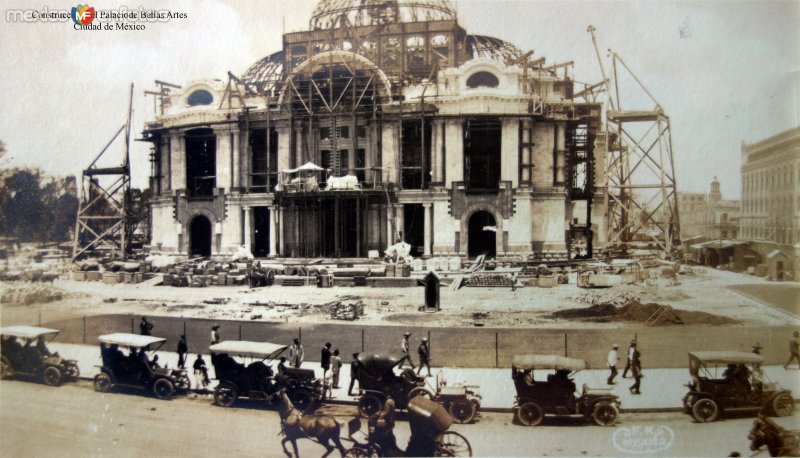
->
[622,340,636,378]
[321,342,332,377]
[785,331,800,370]
[417,338,431,376]
[289,338,304,368]
[331,349,342,389]
[177,334,188,369]
[210,325,221,345]
[140,317,153,336]
[607,344,619,385]
[399,332,415,369]
[348,352,361,396]
[629,347,642,395]
[193,354,209,390]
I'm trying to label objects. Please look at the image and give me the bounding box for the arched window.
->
[187,89,213,106]
[466,71,500,88]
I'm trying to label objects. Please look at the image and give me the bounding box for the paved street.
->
[1,379,798,457]
[729,284,800,317]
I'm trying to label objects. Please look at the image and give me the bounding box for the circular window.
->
[187,89,213,106]
[466,71,500,88]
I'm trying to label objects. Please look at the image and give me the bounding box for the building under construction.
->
[142,0,612,261]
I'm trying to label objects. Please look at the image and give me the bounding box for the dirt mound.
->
[548,300,738,326]
[0,283,66,305]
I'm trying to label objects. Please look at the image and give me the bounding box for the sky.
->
[0,0,798,199]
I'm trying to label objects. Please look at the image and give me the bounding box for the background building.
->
[677,177,739,240]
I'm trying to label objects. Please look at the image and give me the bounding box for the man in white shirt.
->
[289,338,304,368]
[607,344,619,385]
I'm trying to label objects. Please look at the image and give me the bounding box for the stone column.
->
[386,204,394,247]
[170,132,185,190]
[243,206,252,253]
[423,202,432,257]
[278,207,285,255]
[395,204,405,242]
[269,206,278,258]
[231,130,241,189]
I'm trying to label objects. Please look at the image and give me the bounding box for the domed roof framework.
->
[310,0,456,29]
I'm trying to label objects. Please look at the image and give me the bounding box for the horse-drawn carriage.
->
[0,326,80,386]
[683,351,794,423]
[210,340,325,412]
[94,333,191,399]
[512,354,620,426]
[354,353,482,423]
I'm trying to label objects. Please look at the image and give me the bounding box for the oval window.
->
[187,89,213,106]
[466,71,500,88]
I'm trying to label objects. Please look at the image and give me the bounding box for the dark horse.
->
[749,415,800,457]
[278,392,346,458]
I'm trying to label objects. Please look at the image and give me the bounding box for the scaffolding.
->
[589,26,680,254]
[72,84,134,261]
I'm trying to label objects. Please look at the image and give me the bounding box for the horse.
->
[749,415,800,457]
[278,391,346,458]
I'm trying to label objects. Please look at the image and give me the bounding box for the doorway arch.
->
[467,211,497,258]
[189,215,212,258]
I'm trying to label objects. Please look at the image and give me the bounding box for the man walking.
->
[177,334,188,369]
[139,317,153,336]
[417,337,431,376]
[785,331,800,369]
[289,338,304,368]
[193,354,209,390]
[629,347,642,395]
[607,344,619,385]
[210,325,221,345]
[399,332,415,369]
[348,352,361,396]
[622,340,636,378]
[321,342,332,377]
[331,349,342,389]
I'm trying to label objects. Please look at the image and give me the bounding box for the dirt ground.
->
[1,266,798,329]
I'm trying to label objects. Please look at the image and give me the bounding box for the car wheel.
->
[153,378,175,400]
[409,387,434,400]
[771,392,795,417]
[0,357,13,379]
[358,393,383,418]
[516,401,544,427]
[43,366,62,387]
[448,398,477,424]
[592,401,619,426]
[437,431,473,457]
[289,389,315,413]
[94,373,112,392]
[214,382,237,407]
[691,398,719,423]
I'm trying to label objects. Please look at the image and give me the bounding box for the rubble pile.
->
[547,299,739,326]
[1,284,66,305]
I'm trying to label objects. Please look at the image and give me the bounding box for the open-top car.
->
[210,340,325,412]
[683,351,794,423]
[0,326,80,386]
[94,333,190,399]
[512,354,621,427]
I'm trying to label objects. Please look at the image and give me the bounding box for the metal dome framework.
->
[310,0,456,29]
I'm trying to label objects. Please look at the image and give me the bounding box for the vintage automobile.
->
[683,351,794,423]
[210,340,325,412]
[0,326,80,386]
[94,333,191,399]
[354,353,482,423]
[345,395,473,457]
[512,354,621,427]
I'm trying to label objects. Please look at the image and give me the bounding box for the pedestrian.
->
[400,332,415,369]
[622,340,636,378]
[193,354,210,390]
[277,356,287,374]
[629,348,642,395]
[289,338,304,368]
[210,324,221,345]
[348,352,361,396]
[139,317,153,336]
[321,342,332,377]
[784,331,800,370]
[607,344,619,385]
[417,337,431,376]
[177,334,188,369]
[331,349,342,389]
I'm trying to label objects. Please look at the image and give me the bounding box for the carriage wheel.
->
[437,431,473,457]
[214,382,237,407]
[409,387,434,400]
[43,366,62,387]
[94,373,112,392]
[516,401,544,427]
[592,401,619,426]
[448,398,477,424]
[153,378,175,400]
[1,357,14,379]
[771,393,795,417]
[691,398,719,423]
[358,393,383,418]
[288,389,315,413]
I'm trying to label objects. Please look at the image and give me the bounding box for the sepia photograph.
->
[0,0,798,456]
